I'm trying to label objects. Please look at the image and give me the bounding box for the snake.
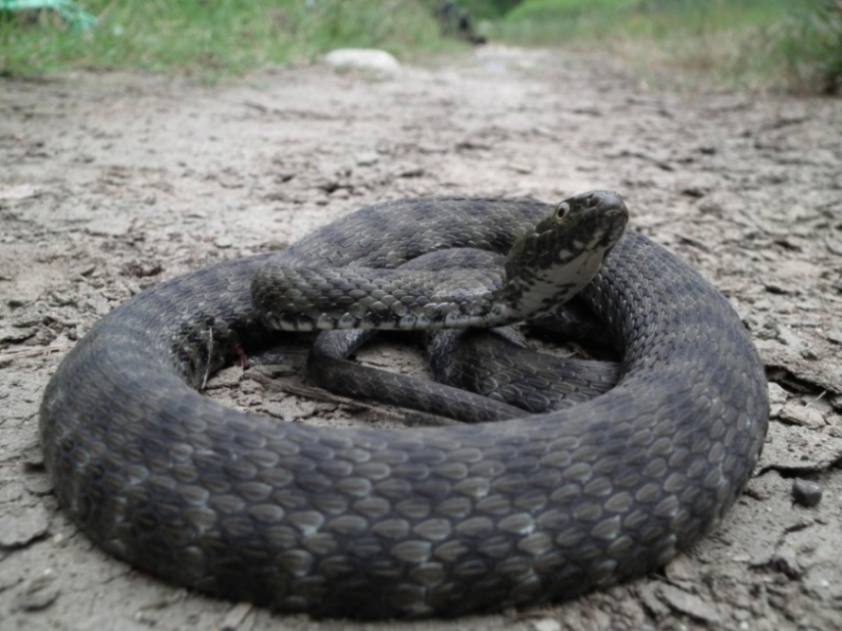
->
[304,249,622,423]
[39,192,769,619]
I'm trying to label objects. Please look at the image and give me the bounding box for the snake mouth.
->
[579,190,630,250]
[580,194,629,255]
[602,241,620,261]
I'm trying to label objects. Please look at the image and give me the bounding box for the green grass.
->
[501,0,797,38]
[0,0,449,78]
[773,1,842,94]
[508,0,638,21]
[2,0,840,93]
[490,0,841,93]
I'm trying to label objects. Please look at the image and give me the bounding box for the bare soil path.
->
[1,46,841,631]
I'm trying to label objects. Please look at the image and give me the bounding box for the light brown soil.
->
[1,46,841,631]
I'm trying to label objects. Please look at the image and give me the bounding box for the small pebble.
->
[792,478,823,507]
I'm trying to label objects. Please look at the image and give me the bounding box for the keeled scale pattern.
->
[39,198,768,618]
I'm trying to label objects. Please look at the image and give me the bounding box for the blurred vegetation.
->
[494,0,842,93]
[1,0,840,93]
[0,0,448,79]
[773,0,842,94]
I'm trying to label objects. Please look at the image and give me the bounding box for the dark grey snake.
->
[39,192,769,618]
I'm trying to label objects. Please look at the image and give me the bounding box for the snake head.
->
[503,190,629,316]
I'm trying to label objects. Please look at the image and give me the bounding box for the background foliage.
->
[1,0,840,93]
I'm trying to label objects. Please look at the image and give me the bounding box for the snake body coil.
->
[39,196,768,618]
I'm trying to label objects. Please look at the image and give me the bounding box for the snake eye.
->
[554,202,569,222]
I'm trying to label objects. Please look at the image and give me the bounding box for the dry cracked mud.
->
[1,45,841,631]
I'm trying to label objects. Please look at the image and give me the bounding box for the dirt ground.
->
[1,45,841,631]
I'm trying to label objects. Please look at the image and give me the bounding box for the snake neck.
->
[498,243,615,320]
[253,265,527,332]
[252,191,628,334]
[252,238,614,333]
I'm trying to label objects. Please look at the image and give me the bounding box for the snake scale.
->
[39,193,769,618]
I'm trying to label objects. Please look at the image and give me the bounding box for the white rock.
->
[531,619,561,631]
[323,48,401,75]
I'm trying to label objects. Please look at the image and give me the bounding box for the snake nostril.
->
[583,193,600,209]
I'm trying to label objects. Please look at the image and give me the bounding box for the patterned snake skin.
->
[39,195,769,618]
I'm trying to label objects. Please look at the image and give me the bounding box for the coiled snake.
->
[39,192,768,618]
